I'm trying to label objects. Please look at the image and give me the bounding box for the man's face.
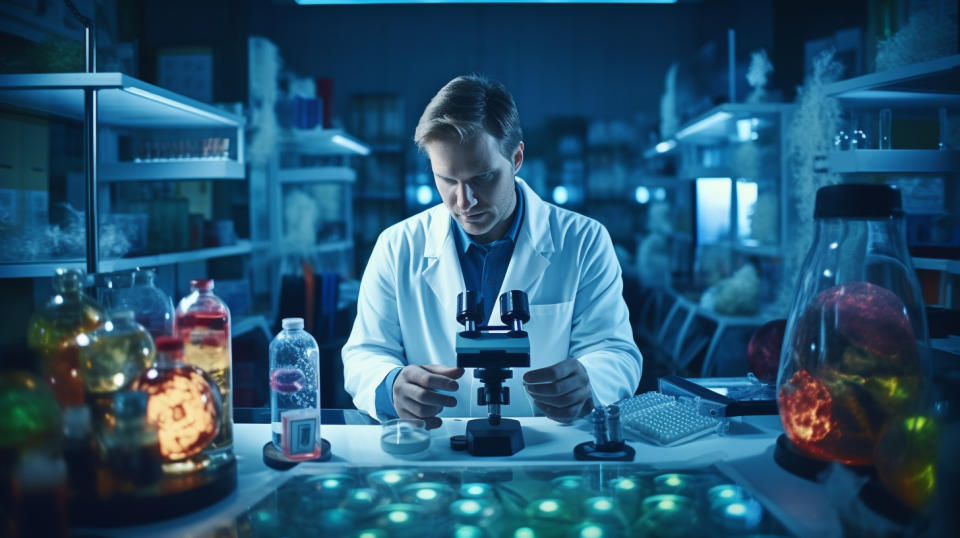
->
[426,132,523,244]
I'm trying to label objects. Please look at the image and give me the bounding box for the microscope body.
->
[454,290,530,457]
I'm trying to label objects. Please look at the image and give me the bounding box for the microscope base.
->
[465,418,525,456]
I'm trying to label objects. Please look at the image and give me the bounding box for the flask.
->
[777,184,928,466]
[132,337,221,472]
[113,268,176,338]
[269,317,321,460]
[80,310,155,402]
[97,391,163,494]
[176,279,233,465]
[27,268,105,407]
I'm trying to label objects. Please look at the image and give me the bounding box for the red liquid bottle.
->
[175,279,233,467]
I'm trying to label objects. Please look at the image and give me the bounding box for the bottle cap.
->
[814,184,903,219]
[282,318,305,330]
[191,279,214,291]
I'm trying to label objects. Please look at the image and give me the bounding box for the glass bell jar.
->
[777,184,928,467]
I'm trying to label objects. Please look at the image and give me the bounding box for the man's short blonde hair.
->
[414,74,522,160]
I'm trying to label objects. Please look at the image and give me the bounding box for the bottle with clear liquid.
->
[113,268,175,339]
[175,279,232,466]
[80,310,155,398]
[27,268,106,407]
[269,317,321,460]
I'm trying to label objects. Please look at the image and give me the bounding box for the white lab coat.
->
[342,178,642,421]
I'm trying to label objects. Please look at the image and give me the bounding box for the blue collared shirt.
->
[374,182,525,419]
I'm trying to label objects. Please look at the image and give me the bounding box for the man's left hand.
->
[522,359,593,423]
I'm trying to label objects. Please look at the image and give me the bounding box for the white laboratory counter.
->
[76,415,843,538]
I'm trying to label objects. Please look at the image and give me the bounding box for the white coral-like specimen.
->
[660,63,679,139]
[875,6,958,72]
[701,263,761,316]
[746,49,774,103]
[776,50,844,314]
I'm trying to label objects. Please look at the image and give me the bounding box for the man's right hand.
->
[392,364,465,429]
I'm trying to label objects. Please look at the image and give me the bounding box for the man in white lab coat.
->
[342,75,642,428]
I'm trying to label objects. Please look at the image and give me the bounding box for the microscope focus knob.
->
[457,291,484,327]
[499,290,530,326]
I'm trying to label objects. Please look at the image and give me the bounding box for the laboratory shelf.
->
[279,128,370,156]
[913,257,960,275]
[827,149,960,174]
[100,161,246,182]
[675,102,785,141]
[276,166,356,184]
[0,240,252,279]
[0,72,244,128]
[824,54,960,107]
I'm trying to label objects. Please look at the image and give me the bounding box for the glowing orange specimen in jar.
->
[133,365,220,461]
[778,370,837,457]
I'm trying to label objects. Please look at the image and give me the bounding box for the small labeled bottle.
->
[98,391,163,495]
[27,268,106,407]
[269,317,321,460]
[132,337,221,473]
[176,279,233,466]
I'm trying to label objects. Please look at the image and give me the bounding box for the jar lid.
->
[814,184,903,219]
[191,279,214,291]
[282,317,304,330]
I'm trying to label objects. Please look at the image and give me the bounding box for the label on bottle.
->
[281,408,321,458]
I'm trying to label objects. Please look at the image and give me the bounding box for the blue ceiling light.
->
[296,0,675,3]
[634,186,650,204]
[416,185,434,205]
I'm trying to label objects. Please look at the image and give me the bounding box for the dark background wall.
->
[137,0,788,140]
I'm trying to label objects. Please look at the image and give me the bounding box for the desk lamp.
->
[453,290,530,456]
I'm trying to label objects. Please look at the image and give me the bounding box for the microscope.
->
[453,290,530,456]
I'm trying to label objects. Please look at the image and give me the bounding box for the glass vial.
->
[269,317,321,460]
[176,279,233,466]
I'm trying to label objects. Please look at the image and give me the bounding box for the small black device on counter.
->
[453,290,530,456]
[658,375,778,417]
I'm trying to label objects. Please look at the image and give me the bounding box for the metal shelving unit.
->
[0,71,246,278]
[828,149,960,174]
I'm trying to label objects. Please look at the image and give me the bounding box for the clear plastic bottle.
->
[113,268,176,339]
[269,317,321,460]
[132,337,221,473]
[777,184,928,466]
[175,279,233,466]
[27,268,106,407]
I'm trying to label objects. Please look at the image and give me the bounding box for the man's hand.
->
[392,364,465,429]
[522,359,593,423]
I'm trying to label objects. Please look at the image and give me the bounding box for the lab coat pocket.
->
[525,302,574,370]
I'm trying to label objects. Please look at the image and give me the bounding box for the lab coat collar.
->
[422,178,553,325]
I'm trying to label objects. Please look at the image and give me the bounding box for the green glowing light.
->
[514,528,537,538]
[457,500,482,515]
[455,526,484,538]
[560,479,580,489]
[354,490,373,501]
[615,479,636,490]
[358,532,379,538]
[388,510,410,523]
[725,503,747,516]
[383,472,402,484]
[467,485,486,496]
[322,479,340,488]
[665,475,682,487]
[539,500,560,513]
[416,488,438,501]
[905,416,927,431]
[592,499,613,511]
[580,525,604,538]
[719,488,735,499]
[657,499,677,511]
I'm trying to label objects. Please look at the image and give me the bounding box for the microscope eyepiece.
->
[457,291,484,330]
[499,290,530,331]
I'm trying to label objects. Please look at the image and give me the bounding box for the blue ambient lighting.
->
[635,186,650,204]
[416,185,433,205]
[297,0,676,4]
[552,186,569,205]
